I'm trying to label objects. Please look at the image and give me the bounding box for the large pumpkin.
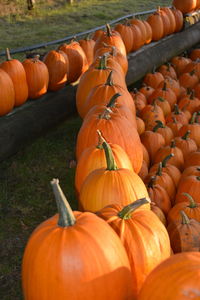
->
[0,68,15,116]
[22,179,134,300]
[97,198,171,298]
[22,56,49,99]
[0,48,28,106]
[79,136,149,212]
[138,252,200,300]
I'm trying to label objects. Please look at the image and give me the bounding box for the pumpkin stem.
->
[153,120,165,132]
[190,112,197,124]
[156,162,163,176]
[162,82,167,91]
[98,130,118,170]
[96,130,104,149]
[157,96,165,103]
[51,178,76,227]
[170,140,176,148]
[180,210,190,225]
[182,192,197,208]
[189,90,195,99]
[96,54,107,70]
[148,175,157,188]
[106,23,112,37]
[99,108,112,120]
[105,71,114,86]
[162,153,174,167]
[189,69,196,76]
[107,93,121,108]
[6,48,12,61]
[174,104,180,115]
[118,198,149,219]
[182,130,190,140]
[196,176,200,181]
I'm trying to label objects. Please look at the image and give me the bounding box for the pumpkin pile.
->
[21,14,200,299]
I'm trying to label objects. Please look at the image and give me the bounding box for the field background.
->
[0,1,171,299]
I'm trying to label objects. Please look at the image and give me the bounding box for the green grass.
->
[0,0,171,299]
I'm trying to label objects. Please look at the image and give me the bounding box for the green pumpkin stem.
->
[190,112,197,124]
[162,82,167,91]
[97,54,107,70]
[118,198,149,219]
[96,130,104,149]
[97,130,118,170]
[180,210,190,225]
[107,93,121,108]
[197,176,200,181]
[51,178,76,227]
[106,23,112,37]
[6,48,12,61]
[157,96,165,102]
[153,120,165,132]
[174,104,180,115]
[182,130,190,140]
[162,153,174,167]
[106,71,114,86]
[182,192,197,208]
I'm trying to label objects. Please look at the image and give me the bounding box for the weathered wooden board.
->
[0,22,200,161]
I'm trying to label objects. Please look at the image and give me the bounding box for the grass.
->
[0,0,171,299]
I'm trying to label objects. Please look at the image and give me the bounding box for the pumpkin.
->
[0,48,28,106]
[129,23,144,51]
[130,88,147,115]
[151,120,174,145]
[22,179,134,300]
[172,0,197,14]
[138,252,200,300]
[139,84,155,100]
[97,198,170,298]
[189,48,200,61]
[81,71,136,120]
[79,136,149,212]
[178,90,200,114]
[43,50,68,91]
[179,165,200,184]
[75,130,133,197]
[142,20,153,44]
[158,7,171,37]
[140,130,165,162]
[171,7,183,33]
[147,11,164,41]
[58,40,88,83]
[148,82,177,110]
[151,201,167,226]
[158,75,181,98]
[167,210,200,253]
[153,140,184,171]
[184,151,200,168]
[175,175,200,204]
[147,175,172,215]
[79,36,95,66]
[143,69,164,89]
[149,153,181,188]
[138,160,149,181]
[182,60,200,79]
[94,23,126,57]
[157,62,177,80]
[174,130,197,160]
[168,192,200,223]
[165,104,188,125]
[76,104,143,173]
[178,70,199,90]
[161,7,176,34]
[22,55,49,99]
[76,55,126,118]
[114,21,134,54]
[91,29,104,41]
[170,55,192,77]
[0,68,15,116]
[178,112,200,148]
[166,116,183,136]
[136,116,145,135]
[140,103,165,130]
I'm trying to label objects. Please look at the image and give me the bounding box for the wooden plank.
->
[126,21,200,87]
[1,22,200,161]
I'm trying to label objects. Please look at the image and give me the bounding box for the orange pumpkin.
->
[171,7,184,33]
[79,36,95,66]
[0,48,28,106]
[43,50,68,91]
[22,179,134,300]
[79,137,149,212]
[75,130,133,197]
[143,70,164,89]
[175,175,200,203]
[168,192,200,223]
[157,63,177,80]
[0,68,15,116]
[22,56,49,99]
[172,0,197,14]
[167,210,200,253]
[97,198,170,298]
[174,130,197,160]
[151,201,167,226]
[147,11,164,41]
[138,252,200,300]
[114,21,134,54]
